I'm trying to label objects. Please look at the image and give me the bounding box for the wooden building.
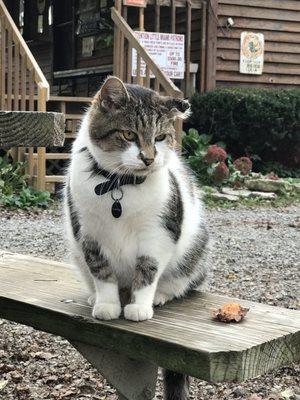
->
[5,0,300,96]
[0,0,299,191]
[3,0,300,97]
[215,0,300,89]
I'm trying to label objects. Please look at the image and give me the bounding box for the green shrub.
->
[189,88,300,170]
[0,156,52,208]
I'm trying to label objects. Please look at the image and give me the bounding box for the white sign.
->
[240,32,264,75]
[132,31,185,79]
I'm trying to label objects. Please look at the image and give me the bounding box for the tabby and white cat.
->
[65,75,210,319]
[64,76,210,398]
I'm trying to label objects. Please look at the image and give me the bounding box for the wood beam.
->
[0,111,65,148]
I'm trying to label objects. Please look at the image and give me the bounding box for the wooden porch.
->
[0,0,214,191]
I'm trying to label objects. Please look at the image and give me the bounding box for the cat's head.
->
[87,76,190,175]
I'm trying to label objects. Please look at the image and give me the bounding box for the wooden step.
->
[45,175,65,183]
[46,153,70,160]
[49,95,91,103]
[65,114,83,120]
[33,175,65,183]
[25,153,70,160]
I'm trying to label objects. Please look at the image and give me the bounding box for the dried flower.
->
[233,157,252,175]
[204,145,227,163]
[213,162,229,183]
[213,302,249,323]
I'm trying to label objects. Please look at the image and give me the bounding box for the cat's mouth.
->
[131,162,163,175]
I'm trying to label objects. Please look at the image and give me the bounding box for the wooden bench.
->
[0,251,299,400]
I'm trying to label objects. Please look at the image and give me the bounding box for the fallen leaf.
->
[212,302,249,323]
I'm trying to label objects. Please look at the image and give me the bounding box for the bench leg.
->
[70,340,158,400]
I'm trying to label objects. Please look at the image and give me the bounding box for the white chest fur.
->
[69,150,171,285]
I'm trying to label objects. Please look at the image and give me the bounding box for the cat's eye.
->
[155,134,166,142]
[122,131,136,142]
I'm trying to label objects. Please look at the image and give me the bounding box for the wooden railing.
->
[0,0,50,190]
[112,6,183,100]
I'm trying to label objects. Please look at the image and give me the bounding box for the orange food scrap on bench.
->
[212,302,249,323]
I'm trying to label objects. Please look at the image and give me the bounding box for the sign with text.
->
[123,0,146,7]
[132,31,185,79]
[240,32,264,75]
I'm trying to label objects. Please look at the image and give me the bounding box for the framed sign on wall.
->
[240,32,264,75]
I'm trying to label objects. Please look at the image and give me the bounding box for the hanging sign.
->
[132,32,185,79]
[240,32,264,75]
[123,0,146,7]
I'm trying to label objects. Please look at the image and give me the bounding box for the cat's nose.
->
[142,157,154,166]
[139,150,155,167]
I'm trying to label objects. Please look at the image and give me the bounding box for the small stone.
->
[292,182,300,194]
[246,178,292,193]
[10,371,23,383]
[232,386,246,397]
[210,193,239,202]
[281,388,295,399]
[221,187,252,198]
[44,375,59,384]
[249,191,277,200]
[0,380,8,390]
[205,385,215,395]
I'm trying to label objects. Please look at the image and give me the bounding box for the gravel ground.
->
[0,204,299,400]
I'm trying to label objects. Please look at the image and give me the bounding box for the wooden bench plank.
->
[0,111,65,148]
[0,251,299,382]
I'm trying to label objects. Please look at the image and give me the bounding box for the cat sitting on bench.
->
[64,76,210,323]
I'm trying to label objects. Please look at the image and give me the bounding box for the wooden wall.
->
[215,0,300,88]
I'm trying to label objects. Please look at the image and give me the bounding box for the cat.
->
[64,76,210,399]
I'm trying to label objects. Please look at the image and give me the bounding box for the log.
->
[0,111,65,148]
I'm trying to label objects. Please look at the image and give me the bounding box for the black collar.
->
[79,147,146,196]
[94,169,146,196]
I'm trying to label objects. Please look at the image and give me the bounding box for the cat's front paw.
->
[124,304,153,322]
[92,303,121,320]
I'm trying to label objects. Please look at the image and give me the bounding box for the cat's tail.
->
[163,369,190,400]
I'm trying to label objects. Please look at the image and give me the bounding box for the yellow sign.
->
[240,32,264,75]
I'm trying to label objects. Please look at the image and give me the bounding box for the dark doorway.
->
[53,0,75,71]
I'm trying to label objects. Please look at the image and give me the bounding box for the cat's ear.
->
[164,98,191,120]
[92,76,130,110]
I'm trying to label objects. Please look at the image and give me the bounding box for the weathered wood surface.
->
[215,0,300,88]
[0,251,299,382]
[0,111,65,148]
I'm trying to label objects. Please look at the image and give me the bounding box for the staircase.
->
[0,0,49,190]
[0,0,186,192]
